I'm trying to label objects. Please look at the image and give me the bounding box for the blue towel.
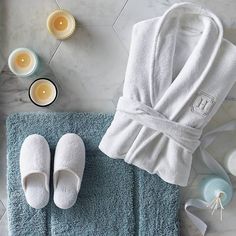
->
[6,112,180,236]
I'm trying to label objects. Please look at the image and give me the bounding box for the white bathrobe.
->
[99,2,236,186]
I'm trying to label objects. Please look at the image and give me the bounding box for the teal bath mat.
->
[6,112,180,236]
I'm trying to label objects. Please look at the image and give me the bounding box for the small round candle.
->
[201,176,233,207]
[29,78,58,107]
[47,10,76,40]
[8,48,39,77]
[225,150,236,176]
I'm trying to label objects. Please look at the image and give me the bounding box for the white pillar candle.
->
[29,78,58,107]
[8,48,39,77]
[225,150,236,176]
[47,10,76,40]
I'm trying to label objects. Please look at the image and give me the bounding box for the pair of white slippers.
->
[20,133,85,210]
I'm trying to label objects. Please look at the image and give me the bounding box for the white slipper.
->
[20,134,51,209]
[53,133,85,209]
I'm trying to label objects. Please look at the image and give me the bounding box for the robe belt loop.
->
[116,96,202,153]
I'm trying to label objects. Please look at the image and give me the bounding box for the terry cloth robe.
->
[99,2,236,186]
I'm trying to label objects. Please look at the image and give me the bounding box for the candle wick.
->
[60,21,63,25]
[43,91,46,94]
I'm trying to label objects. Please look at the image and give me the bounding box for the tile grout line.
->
[55,0,62,9]
[0,209,6,222]
[0,200,6,223]
[112,27,129,54]
[111,0,129,54]
[48,41,62,65]
[49,0,62,65]
[112,0,129,27]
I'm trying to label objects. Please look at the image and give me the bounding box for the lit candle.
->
[47,10,76,40]
[201,176,233,210]
[225,150,236,176]
[8,48,39,77]
[29,78,58,107]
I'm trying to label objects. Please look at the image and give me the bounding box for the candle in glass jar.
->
[201,176,233,207]
[47,10,76,40]
[29,78,58,107]
[224,150,236,176]
[8,48,39,77]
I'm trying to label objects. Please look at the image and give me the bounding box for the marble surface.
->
[1,0,236,235]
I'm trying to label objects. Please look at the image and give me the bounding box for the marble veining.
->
[1,0,236,235]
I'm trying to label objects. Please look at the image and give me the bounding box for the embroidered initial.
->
[191,91,215,117]
[196,97,208,110]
